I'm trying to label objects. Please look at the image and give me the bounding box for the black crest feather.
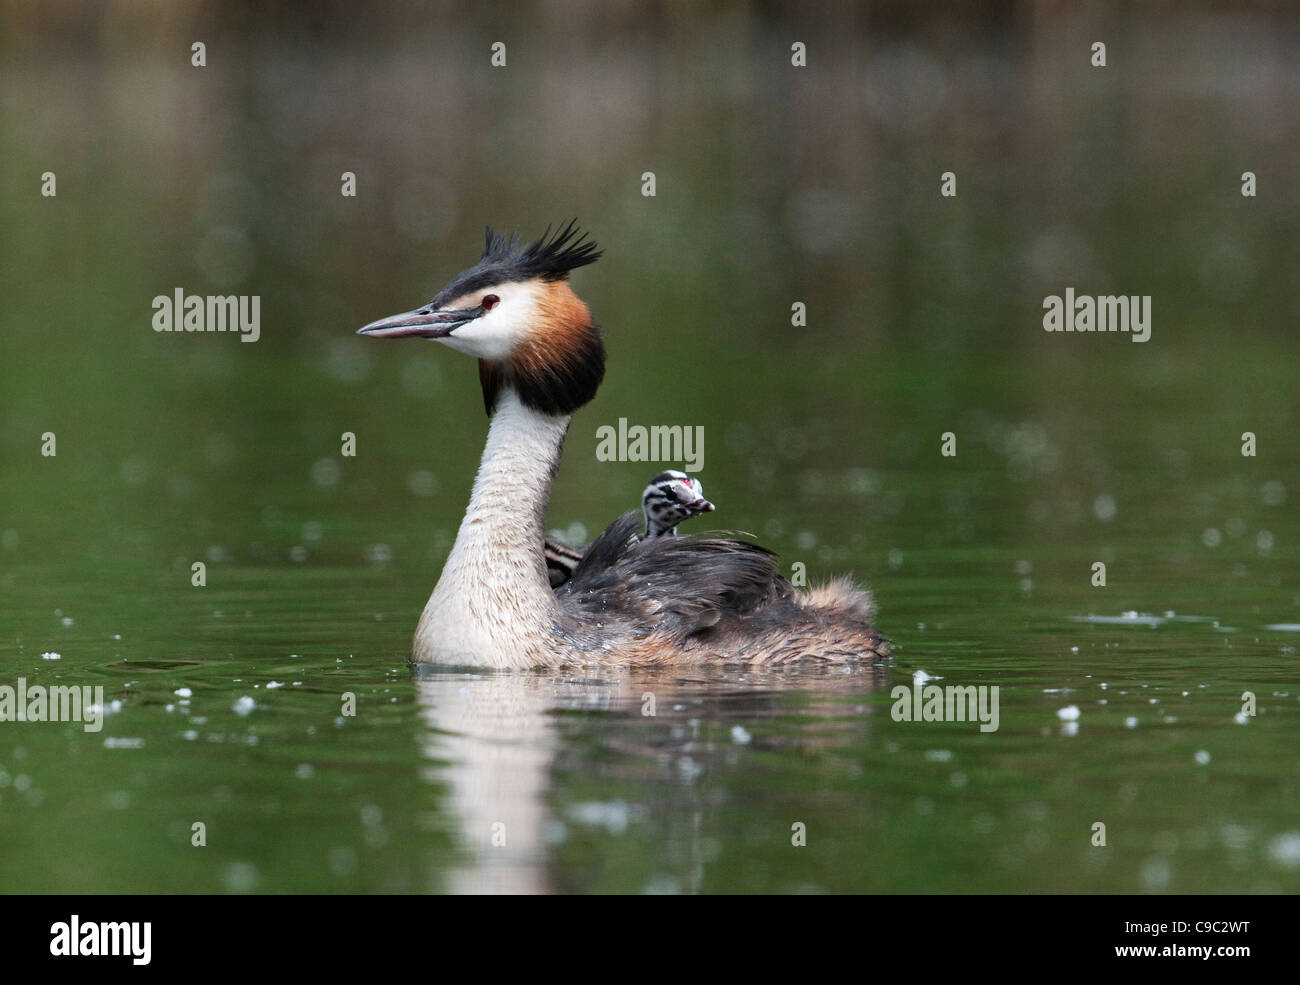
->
[431,219,602,307]
[482,220,602,280]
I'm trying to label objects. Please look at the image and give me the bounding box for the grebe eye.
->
[482,294,500,311]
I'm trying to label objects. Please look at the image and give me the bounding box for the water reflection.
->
[413,662,891,894]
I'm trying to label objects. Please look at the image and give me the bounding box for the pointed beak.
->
[693,498,715,513]
[356,305,478,339]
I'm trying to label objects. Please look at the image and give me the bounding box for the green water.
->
[2,3,1298,893]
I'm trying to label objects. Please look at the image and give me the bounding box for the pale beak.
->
[357,304,481,339]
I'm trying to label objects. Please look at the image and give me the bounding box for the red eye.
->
[482,294,500,311]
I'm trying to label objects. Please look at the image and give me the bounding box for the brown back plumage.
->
[553,512,889,664]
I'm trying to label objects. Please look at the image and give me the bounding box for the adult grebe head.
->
[358,221,604,416]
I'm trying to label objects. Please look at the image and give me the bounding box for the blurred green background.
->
[1,0,1297,893]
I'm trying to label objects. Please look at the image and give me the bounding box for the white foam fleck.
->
[568,800,635,835]
[1266,832,1300,869]
[222,861,259,892]
[1069,612,1163,627]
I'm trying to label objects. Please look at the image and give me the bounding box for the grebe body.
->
[358,224,887,668]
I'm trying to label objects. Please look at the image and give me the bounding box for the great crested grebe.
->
[358,222,887,668]
[544,470,716,587]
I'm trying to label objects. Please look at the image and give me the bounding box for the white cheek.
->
[435,284,538,360]
[439,317,518,360]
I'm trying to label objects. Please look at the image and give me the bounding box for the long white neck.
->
[413,389,569,667]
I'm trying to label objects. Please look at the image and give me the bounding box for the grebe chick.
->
[357,222,887,668]
[544,470,715,587]
[640,470,714,538]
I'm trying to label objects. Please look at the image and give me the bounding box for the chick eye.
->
[481,294,500,311]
